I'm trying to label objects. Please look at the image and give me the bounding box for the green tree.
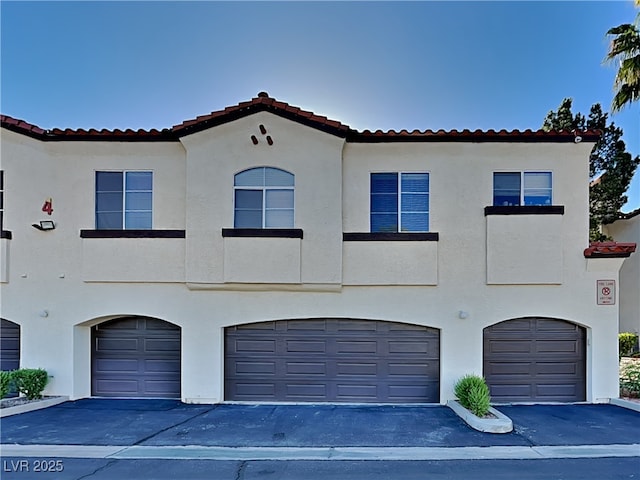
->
[605,2,640,112]
[542,98,639,241]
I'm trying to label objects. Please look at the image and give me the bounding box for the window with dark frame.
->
[95,171,152,229]
[370,172,429,233]
[234,167,294,229]
[493,172,552,206]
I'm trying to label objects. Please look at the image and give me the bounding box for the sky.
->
[1,0,639,212]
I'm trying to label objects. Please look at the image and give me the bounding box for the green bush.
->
[454,374,491,417]
[0,371,14,399]
[13,368,48,400]
[620,361,640,398]
[619,333,639,358]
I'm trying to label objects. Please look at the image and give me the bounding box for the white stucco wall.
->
[0,114,626,405]
[604,214,640,334]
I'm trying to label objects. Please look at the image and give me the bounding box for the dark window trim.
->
[222,228,303,239]
[343,232,439,242]
[80,229,185,238]
[1,230,11,239]
[484,206,564,216]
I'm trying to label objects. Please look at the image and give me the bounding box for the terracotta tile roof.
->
[583,242,637,258]
[1,92,602,143]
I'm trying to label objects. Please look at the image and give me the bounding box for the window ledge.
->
[222,228,303,239]
[0,231,12,239]
[343,232,439,241]
[484,206,564,216]
[80,229,186,238]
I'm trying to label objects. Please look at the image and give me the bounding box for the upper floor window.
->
[371,172,429,233]
[96,171,152,229]
[234,167,294,228]
[493,172,552,206]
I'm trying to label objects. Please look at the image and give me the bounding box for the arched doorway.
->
[91,316,181,398]
[225,318,440,403]
[483,317,586,402]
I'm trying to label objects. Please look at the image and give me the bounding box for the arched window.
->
[234,167,294,228]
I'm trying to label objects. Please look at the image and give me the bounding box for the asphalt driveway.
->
[1,399,639,448]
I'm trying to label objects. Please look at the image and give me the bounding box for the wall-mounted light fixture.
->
[458,310,469,319]
[32,220,56,231]
[39,310,49,318]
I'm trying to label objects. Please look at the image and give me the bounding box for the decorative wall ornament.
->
[250,124,273,146]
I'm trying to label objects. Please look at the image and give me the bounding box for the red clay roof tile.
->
[583,242,637,258]
[1,93,602,143]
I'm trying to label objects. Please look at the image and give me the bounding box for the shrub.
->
[454,374,491,417]
[13,368,48,400]
[0,371,14,399]
[619,333,638,358]
[620,361,640,398]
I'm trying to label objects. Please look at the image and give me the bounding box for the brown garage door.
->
[225,318,440,403]
[0,319,20,372]
[483,318,586,403]
[92,317,181,398]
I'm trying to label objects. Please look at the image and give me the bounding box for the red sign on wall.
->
[597,280,615,305]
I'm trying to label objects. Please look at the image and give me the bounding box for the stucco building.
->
[0,93,636,404]
[603,209,640,336]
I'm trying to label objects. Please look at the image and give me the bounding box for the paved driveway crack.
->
[131,405,217,446]
[74,459,118,480]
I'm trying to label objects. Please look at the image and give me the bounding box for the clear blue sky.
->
[1,0,638,212]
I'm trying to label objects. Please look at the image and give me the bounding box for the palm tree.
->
[606,3,640,112]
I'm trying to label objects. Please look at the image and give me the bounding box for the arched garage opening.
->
[483,317,586,403]
[225,318,440,403]
[1,319,20,398]
[91,316,181,398]
[0,318,20,372]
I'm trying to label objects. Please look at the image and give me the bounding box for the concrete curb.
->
[2,443,638,461]
[0,396,69,418]
[447,400,513,433]
[609,397,640,413]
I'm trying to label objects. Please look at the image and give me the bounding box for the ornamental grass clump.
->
[454,374,491,418]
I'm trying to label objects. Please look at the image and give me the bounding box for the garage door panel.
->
[535,340,580,354]
[96,379,140,395]
[484,318,585,403]
[486,362,532,376]
[225,319,440,403]
[287,383,328,398]
[144,359,180,374]
[486,340,532,354]
[95,358,139,373]
[388,362,435,376]
[96,338,139,353]
[388,383,438,400]
[535,318,580,332]
[286,340,327,353]
[287,362,327,375]
[336,362,378,376]
[536,362,581,375]
[234,339,276,353]
[336,319,377,333]
[286,319,327,331]
[388,341,431,354]
[234,322,277,332]
[336,341,377,354]
[144,380,180,395]
[92,317,181,398]
[144,338,181,353]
